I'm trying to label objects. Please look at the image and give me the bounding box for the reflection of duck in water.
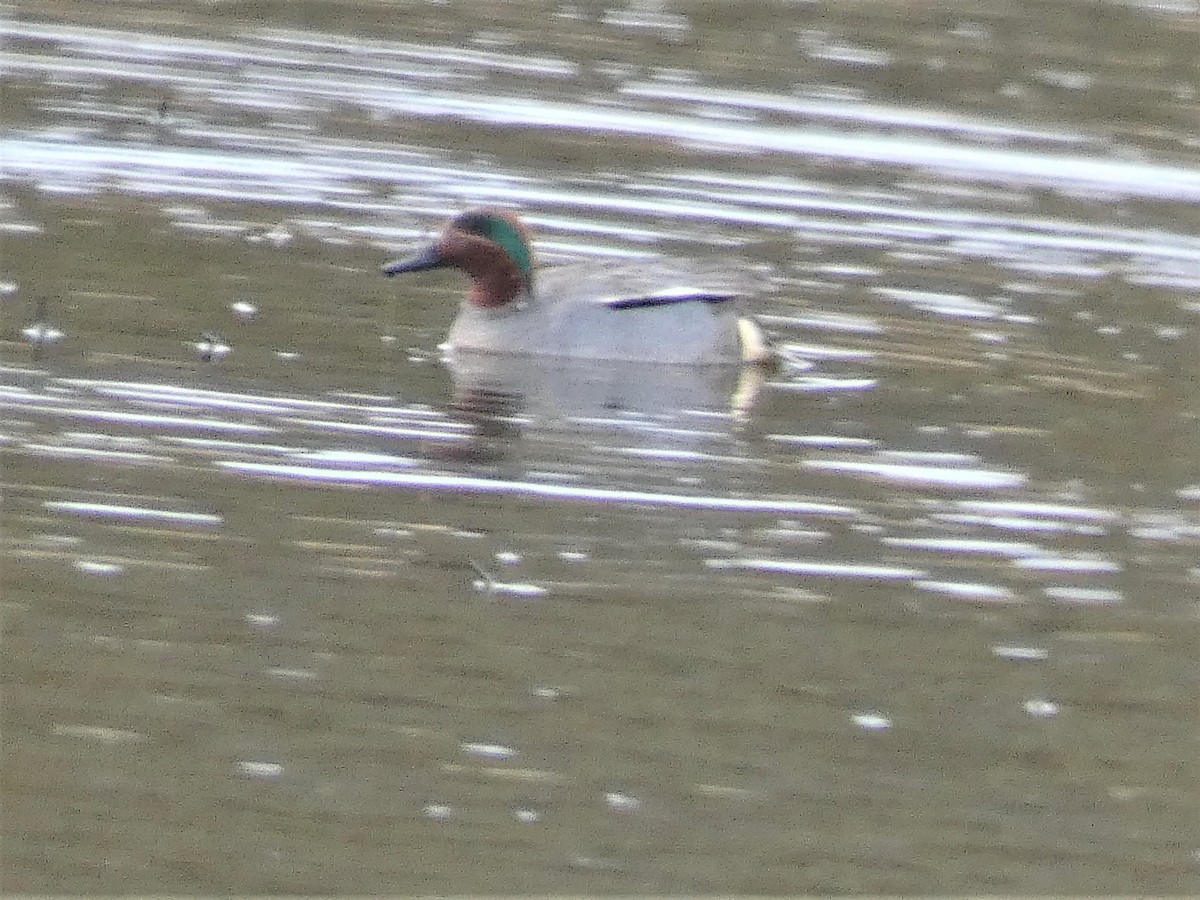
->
[426,354,764,470]
[382,208,775,367]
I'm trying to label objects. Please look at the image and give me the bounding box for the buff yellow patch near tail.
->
[737,317,775,366]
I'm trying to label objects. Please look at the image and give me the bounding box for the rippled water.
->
[3,0,1199,893]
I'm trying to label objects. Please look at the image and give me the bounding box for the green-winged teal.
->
[382,208,773,366]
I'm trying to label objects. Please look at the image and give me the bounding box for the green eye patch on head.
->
[452,212,533,279]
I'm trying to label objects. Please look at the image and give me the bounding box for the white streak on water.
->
[992,645,1050,661]
[45,501,223,526]
[461,742,517,761]
[914,580,1017,601]
[707,558,924,579]
[804,459,1026,489]
[883,537,1041,557]
[74,560,125,576]
[61,380,461,422]
[620,84,1093,145]
[768,435,878,449]
[953,500,1117,522]
[280,418,474,441]
[1014,556,1121,573]
[7,403,273,433]
[1044,586,1124,604]
[20,443,172,464]
[216,461,856,515]
[874,287,1004,319]
[937,513,1107,536]
[770,378,879,394]
[297,450,419,466]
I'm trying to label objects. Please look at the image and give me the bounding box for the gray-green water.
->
[2,0,1198,893]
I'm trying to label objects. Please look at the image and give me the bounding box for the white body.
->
[445,260,765,365]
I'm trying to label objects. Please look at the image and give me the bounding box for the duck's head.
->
[382,208,534,309]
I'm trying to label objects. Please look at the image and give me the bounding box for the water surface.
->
[2,0,1198,894]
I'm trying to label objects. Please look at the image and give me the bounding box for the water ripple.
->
[216,461,856,515]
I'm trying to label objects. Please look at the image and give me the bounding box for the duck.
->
[382,208,774,366]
